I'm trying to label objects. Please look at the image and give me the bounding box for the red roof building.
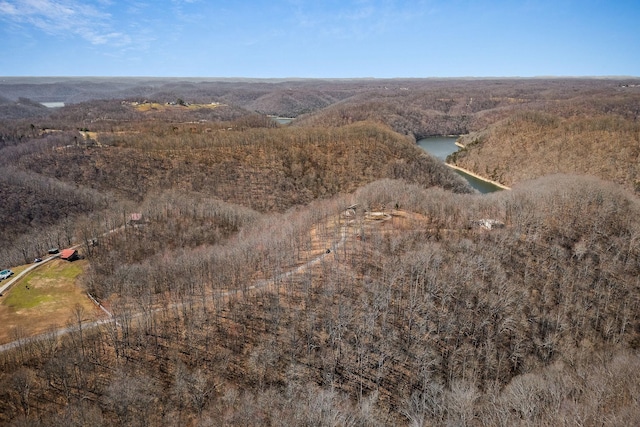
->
[60,248,78,261]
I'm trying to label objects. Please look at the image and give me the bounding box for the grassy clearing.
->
[0,259,99,344]
[3,284,54,310]
[134,102,224,112]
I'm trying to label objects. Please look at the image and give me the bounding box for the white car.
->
[0,269,14,280]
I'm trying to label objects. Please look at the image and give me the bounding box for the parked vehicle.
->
[0,269,14,280]
[34,258,42,263]
[48,248,59,254]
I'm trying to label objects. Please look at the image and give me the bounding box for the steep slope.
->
[15,122,472,210]
[449,111,640,192]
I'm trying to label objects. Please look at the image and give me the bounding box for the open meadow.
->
[0,259,98,344]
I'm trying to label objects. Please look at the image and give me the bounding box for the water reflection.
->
[417,136,503,194]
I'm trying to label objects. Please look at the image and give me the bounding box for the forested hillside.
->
[0,96,49,120]
[0,78,639,426]
[292,78,639,137]
[449,91,640,191]
[1,176,639,426]
[0,97,470,268]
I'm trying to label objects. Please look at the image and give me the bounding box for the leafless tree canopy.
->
[1,78,639,425]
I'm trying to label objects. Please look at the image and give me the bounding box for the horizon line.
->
[1,75,639,81]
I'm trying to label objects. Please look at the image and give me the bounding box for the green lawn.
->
[3,261,82,310]
[0,259,98,344]
[3,284,55,310]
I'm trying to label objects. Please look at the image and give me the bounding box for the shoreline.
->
[445,163,511,190]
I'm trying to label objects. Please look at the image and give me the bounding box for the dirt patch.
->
[365,211,392,221]
[133,101,224,112]
[0,259,99,344]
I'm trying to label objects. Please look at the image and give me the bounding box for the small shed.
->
[60,248,78,261]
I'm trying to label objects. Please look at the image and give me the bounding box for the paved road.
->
[0,253,60,295]
[0,226,124,297]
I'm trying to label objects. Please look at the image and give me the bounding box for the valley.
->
[0,77,639,425]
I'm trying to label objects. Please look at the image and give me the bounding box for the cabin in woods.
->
[128,213,147,226]
[59,248,78,261]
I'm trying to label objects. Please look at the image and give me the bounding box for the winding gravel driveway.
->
[0,253,60,296]
[0,220,352,353]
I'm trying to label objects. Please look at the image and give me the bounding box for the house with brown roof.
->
[60,248,78,261]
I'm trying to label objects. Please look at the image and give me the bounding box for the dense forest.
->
[449,92,640,192]
[0,77,639,426]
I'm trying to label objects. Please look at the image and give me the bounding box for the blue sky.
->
[1,0,639,77]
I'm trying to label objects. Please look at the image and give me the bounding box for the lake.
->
[41,102,65,108]
[417,136,503,193]
[269,116,294,125]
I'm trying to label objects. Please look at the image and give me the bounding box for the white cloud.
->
[289,0,421,41]
[0,0,131,46]
[0,2,19,14]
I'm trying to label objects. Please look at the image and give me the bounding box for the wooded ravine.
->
[0,77,639,426]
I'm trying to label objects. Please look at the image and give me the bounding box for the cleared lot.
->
[0,259,98,344]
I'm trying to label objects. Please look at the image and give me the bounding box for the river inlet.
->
[417,136,504,194]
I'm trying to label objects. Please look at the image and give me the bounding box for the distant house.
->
[469,219,505,230]
[60,248,78,261]
[128,213,147,226]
